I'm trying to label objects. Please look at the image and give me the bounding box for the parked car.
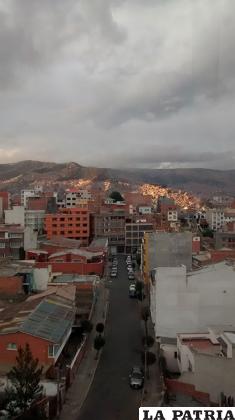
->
[128,273,135,281]
[110,271,117,278]
[129,366,144,389]
[129,283,136,297]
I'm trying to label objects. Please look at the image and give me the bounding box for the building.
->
[25,209,45,233]
[39,237,81,255]
[174,326,235,404]
[44,207,90,245]
[192,236,201,254]
[157,196,178,222]
[5,206,25,226]
[0,292,75,374]
[150,262,235,339]
[93,211,127,253]
[125,220,153,254]
[65,190,92,208]
[0,225,24,258]
[138,206,152,215]
[142,232,192,283]
[0,192,10,212]
[215,231,235,249]
[206,209,225,231]
[21,188,42,208]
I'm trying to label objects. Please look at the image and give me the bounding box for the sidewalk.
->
[59,280,109,419]
[141,318,165,407]
[136,268,165,407]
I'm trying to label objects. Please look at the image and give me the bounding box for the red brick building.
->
[0,192,10,211]
[44,207,90,245]
[0,294,75,374]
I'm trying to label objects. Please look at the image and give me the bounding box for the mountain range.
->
[0,160,234,197]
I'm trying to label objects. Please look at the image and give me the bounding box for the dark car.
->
[129,366,144,389]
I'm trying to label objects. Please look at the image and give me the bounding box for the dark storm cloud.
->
[0,0,234,169]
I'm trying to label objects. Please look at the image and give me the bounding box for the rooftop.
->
[0,286,76,343]
[40,236,81,249]
[182,338,220,355]
[48,249,103,259]
[21,297,75,343]
[52,274,98,284]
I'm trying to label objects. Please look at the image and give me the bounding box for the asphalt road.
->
[78,255,142,420]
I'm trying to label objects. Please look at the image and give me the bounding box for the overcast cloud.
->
[0,0,234,169]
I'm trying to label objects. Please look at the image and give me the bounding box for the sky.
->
[0,0,235,170]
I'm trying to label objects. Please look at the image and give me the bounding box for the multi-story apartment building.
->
[125,220,153,254]
[0,225,24,258]
[93,211,127,253]
[21,187,42,208]
[44,207,90,245]
[142,231,192,284]
[65,190,92,208]
[206,209,225,231]
[157,196,178,223]
[25,210,45,234]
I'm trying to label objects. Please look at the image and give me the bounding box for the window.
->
[174,351,177,359]
[0,243,5,248]
[7,343,17,350]
[48,344,54,357]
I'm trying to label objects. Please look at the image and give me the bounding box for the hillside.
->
[0,160,234,196]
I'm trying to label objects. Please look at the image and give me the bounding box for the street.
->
[78,255,142,420]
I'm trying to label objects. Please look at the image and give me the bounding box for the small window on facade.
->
[48,344,54,357]
[174,351,177,359]
[7,343,17,350]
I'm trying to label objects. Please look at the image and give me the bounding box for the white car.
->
[110,271,117,278]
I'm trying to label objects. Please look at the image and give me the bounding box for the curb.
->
[76,290,110,415]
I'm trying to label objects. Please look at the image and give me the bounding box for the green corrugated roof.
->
[20,299,74,343]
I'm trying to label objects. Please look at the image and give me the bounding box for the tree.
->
[142,335,154,348]
[141,351,156,367]
[5,343,43,416]
[136,281,145,301]
[141,305,150,338]
[136,253,141,267]
[96,322,104,335]
[109,191,124,202]
[94,335,105,359]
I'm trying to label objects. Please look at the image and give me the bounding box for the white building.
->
[150,262,235,339]
[25,210,45,233]
[138,206,152,215]
[5,206,25,226]
[206,209,225,231]
[176,326,235,404]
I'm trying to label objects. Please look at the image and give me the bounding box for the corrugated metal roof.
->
[48,249,103,259]
[20,298,74,343]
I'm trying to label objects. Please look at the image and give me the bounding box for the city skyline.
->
[0,0,235,169]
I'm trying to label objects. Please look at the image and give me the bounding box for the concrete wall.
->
[33,267,51,291]
[5,206,25,226]
[152,263,235,338]
[148,232,192,271]
[24,226,38,250]
[194,352,235,403]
